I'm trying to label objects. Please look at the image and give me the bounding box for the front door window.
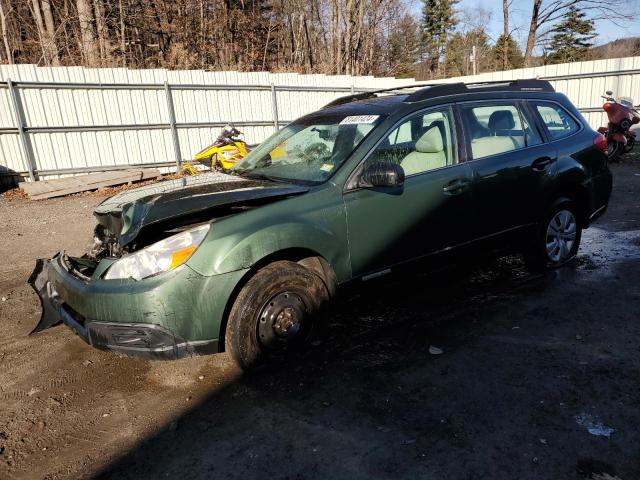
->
[362,108,457,177]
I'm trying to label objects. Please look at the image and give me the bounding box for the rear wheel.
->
[623,137,635,153]
[224,260,329,369]
[525,203,582,271]
[608,140,624,161]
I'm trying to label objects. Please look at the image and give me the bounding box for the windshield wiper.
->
[242,171,286,183]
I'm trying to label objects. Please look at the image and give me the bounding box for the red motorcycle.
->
[598,90,640,161]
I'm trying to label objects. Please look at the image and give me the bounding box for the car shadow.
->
[94,247,639,480]
[93,253,565,479]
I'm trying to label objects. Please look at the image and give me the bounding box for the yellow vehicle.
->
[182,125,248,174]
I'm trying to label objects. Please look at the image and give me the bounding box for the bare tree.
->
[93,0,110,64]
[76,0,99,65]
[523,0,631,66]
[31,0,59,65]
[0,0,12,63]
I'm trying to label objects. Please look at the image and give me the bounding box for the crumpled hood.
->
[94,172,309,246]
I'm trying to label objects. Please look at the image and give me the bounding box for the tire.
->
[525,202,583,271]
[608,140,624,162]
[224,260,330,370]
[623,138,635,153]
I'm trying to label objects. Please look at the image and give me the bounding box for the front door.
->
[343,106,474,278]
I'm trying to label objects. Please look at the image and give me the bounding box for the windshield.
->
[231,113,385,183]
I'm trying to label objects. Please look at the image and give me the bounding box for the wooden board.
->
[20,169,161,200]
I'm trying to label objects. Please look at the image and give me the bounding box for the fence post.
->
[164,81,182,172]
[7,79,37,182]
[270,83,279,132]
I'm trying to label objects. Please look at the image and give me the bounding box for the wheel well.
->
[217,248,336,352]
[553,187,590,227]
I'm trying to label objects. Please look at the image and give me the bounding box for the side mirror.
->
[358,162,405,188]
[606,90,613,96]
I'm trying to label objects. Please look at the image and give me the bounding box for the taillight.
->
[594,132,608,153]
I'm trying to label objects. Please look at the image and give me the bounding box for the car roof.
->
[316,94,409,116]
[319,79,557,117]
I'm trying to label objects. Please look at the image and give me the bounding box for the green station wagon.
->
[31,80,612,368]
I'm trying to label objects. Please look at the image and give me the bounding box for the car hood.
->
[94,172,309,247]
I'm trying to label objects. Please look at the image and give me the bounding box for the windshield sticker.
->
[339,115,379,125]
[320,163,335,172]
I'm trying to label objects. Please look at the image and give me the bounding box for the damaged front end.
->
[28,258,62,333]
[28,172,309,358]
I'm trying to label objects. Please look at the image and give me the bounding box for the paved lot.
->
[1,162,639,480]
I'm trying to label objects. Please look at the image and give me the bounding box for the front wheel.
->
[525,204,582,271]
[224,261,329,369]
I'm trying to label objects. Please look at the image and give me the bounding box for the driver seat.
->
[401,126,447,176]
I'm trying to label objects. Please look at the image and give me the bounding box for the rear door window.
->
[533,103,580,140]
[460,103,542,160]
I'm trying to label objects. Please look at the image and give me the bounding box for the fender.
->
[611,132,628,145]
[188,218,350,281]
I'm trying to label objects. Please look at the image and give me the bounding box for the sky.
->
[408,0,640,49]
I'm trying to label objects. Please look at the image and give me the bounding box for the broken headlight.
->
[103,224,210,281]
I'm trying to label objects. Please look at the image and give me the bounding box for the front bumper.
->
[29,253,247,359]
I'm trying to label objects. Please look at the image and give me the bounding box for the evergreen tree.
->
[387,15,421,78]
[421,0,457,76]
[546,5,596,64]
[492,34,524,70]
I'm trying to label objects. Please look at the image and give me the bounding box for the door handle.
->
[443,179,470,195]
[531,156,557,171]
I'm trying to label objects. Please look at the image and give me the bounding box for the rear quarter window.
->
[533,102,580,140]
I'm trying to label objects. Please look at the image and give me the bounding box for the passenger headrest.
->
[488,110,515,130]
[415,126,444,153]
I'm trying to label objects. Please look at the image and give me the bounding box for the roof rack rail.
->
[322,83,438,109]
[322,79,554,109]
[404,79,554,103]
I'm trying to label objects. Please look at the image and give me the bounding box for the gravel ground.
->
[0,161,639,480]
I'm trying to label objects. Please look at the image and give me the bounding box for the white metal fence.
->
[0,65,411,186]
[1,56,640,186]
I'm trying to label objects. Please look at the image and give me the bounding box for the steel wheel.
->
[546,209,577,263]
[257,291,307,349]
[224,260,329,369]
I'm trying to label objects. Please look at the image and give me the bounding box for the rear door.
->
[459,100,557,239]
[343,106,475,277]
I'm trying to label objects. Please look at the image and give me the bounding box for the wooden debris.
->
[19,169,161,200]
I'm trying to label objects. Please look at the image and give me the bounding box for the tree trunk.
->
[0,0,13,63]
[93,0,110,65]
[524,0,542,66]
[344,0,353,74]
[336,0,343,74]
[76,0,100,66]
[41,0,60,65]
[502,0,508,69]
[31,0,50,64]
[119,0,126,66]
[328,0,335,70]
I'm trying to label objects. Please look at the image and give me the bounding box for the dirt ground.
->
[1,160,639,480]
